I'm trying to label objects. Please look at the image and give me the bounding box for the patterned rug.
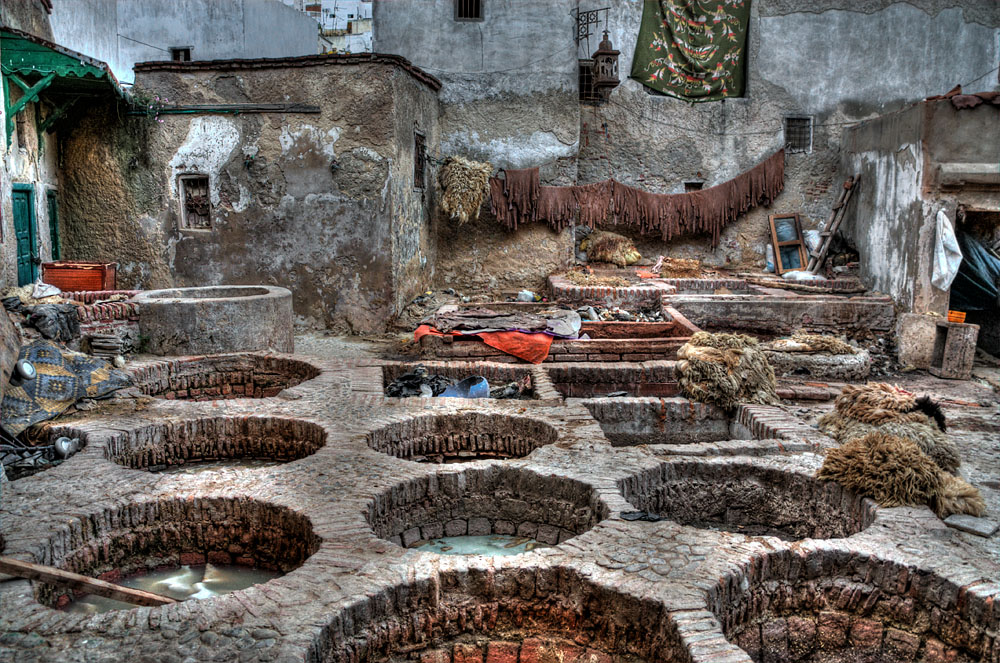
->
[1,340,131,436]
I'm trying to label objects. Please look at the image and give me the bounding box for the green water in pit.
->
[153,459,283,475]
[62,564,280,614]
[412,535,552,556]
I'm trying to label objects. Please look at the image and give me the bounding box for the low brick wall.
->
[545,360,679,398]
[618,460,875,541]
[317,567,687,663]
[367,466,608,548]
[103,416,326,470]
[37,496,320,608]
[365,412,558,462]
[709,549,998,663]
[127,354,321,400]
[548,274,675,308]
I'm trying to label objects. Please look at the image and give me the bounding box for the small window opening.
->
[784,116,813,153]
[684,181,705,192]
[413,132,426,190]
[171,47,191,62]
[179,175,211,229]
[579,59,600,103]
[455,0,483,21]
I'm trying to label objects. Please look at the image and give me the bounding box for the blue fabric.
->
[950,232,1000,311]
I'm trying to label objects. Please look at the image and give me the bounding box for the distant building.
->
[280,0,373,53]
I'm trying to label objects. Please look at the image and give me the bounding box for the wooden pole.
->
[0,556,176,607]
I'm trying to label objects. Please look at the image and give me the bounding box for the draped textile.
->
[489,167,539,231]
[630,0,751,101]
[489,149,784,248]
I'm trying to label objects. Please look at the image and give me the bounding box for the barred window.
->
[455,0,483,21]
[413,132,426,190]
[784,116,813,153]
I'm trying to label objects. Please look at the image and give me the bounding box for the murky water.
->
[62,564,280,614]
[412,535,551,556]
[153,459,283,475]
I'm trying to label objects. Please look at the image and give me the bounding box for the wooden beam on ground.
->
[0,556,177,607]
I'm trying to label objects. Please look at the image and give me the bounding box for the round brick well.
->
[131,354,320,401]
[710,550,998,662]
[104,416,326,471]
[316,567,689,663]
[365,413,558,463]
[618,462,875,540]
[367,466,608,549]
[37,497,320,609]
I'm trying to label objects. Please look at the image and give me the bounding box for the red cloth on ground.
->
[414,325,553,364]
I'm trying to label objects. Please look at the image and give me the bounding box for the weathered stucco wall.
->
[1,90,61,288]
[61,59,439,333]
[378,0,999,282]
[46,0,318,85]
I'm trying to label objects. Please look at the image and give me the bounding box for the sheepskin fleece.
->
[439,156,493,225]
[818,410,961,475]
[788,332,857,355]
[677,332,778,409]
[835,383,919,424]
[817,433,942,508]
[581,231,642,267]
[933,474,987,519]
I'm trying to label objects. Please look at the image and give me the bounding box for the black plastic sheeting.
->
[950,232,1000,311]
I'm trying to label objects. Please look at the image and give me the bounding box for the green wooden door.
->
[46,190,60,260]
[12,184,38,285]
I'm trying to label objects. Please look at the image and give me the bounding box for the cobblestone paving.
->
[0,350,996,663]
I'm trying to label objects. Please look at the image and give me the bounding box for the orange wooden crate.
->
[947,310,966,323]
[41,261,117,292]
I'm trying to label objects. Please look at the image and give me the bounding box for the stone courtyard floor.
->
[0,334,997,662]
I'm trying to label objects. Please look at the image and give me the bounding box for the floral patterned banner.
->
[630,0,750,101]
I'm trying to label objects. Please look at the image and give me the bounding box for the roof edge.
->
[133,52,442,92]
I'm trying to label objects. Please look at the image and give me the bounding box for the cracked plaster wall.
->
[378,0,998,293]
[60,63,439,333]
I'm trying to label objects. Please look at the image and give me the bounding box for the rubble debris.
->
[489,375,532,399]
[676,331,779,409]
[26,303,80,342]
[385,365,454,397]
[438,155,493,225]
[563,270,631,288]
[658,256,702,278]
[579,231,641,267]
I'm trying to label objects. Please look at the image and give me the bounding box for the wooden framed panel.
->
[769,213,807,275]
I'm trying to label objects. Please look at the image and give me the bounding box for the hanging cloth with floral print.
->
[630,0,750,101]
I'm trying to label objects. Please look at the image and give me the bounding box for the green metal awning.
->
[1,27,127,146]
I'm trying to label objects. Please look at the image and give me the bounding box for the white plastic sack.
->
[765,244,775,273]
[932,209,962,290]
[803,229,821,253]
[782,270,826,281]
[32,281,61,299]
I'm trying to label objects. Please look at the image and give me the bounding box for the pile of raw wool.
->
[816,383,984,518]
[439,156,493,225]
[580,231,642,267]
[767,332,858,355]
[677,332,779,409]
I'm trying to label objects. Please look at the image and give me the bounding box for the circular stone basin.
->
[38,497,320,611]
[131,354,320,400]
[368,466,608,550]
[366,413,558,462]
[133,285,293,355]
[618,462,875,541]
[314,567,689,663]
[104,416,326,471]
[711,550,997,662]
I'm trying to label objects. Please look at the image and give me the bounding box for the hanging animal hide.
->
[439,156,493,225]
[488,150,785,247]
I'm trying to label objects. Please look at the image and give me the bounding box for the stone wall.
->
[60,57,440,332]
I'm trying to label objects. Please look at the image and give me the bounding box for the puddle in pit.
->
[412,534,552,556]
[153,459,283,475]
[62,564,280,614]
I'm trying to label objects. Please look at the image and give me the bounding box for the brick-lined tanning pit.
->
[582,397,742,445]
[365,413,558,462]
[382,361,541,399]
[129,353,321,400]
[367,466,608,549]
[316,568,689,663]
[619,461,875,540]
[546,362,680,398]
[104,417,326,471]
[37,497,320,610]
[711,550,998,662]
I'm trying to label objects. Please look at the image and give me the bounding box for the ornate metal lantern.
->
[591,30,620,98]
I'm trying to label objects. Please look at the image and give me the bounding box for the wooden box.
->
[41,261,117,292]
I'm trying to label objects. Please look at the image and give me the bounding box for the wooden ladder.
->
[807,176,859,274]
